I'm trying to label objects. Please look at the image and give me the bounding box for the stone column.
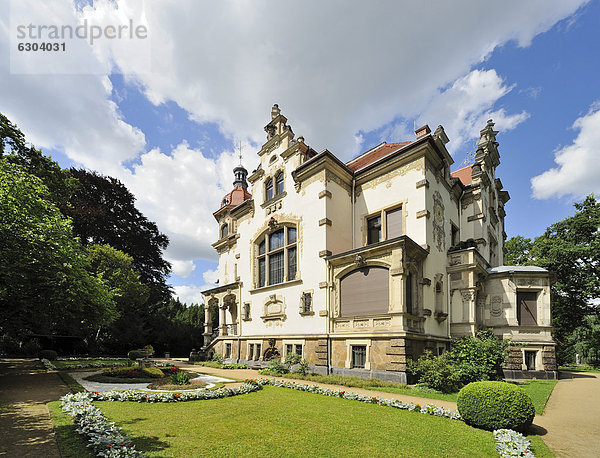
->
[219,304,227,336]
[202,300,213,349]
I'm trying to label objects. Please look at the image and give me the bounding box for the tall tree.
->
[86,244,150,353]
[65,169,171,292]
[0,161,116,343]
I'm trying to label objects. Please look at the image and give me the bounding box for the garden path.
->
[0,358,68,457]
[534,371,600,457]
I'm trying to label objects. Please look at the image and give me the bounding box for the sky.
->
[1,0,599,305]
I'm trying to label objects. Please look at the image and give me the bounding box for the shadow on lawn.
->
[132,435,170,454]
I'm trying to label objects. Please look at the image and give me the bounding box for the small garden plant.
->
[170,371,191,385]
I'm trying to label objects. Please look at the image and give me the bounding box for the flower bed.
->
[60,392,143,457]
[494,429,535,457]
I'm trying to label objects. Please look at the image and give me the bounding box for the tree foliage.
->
[0,113,77,207]
[65,169,171,290]
[0,160,116,341]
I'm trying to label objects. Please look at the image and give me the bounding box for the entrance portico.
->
[201,282,240,351]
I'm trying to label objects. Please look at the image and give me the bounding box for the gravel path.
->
[71,370,233,391]
[0,358,68,457]
[534,371,600,457]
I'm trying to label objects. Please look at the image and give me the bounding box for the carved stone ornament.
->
[461,290,475,303]
[355,254,366,267]
[432,191,446,252]
[490,296,503,317]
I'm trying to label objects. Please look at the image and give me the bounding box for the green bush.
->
[211,353,224,363]
[128,349,147,360]
[39,349,58,360]
[408,351,462,393]
[457,381,535,431]
[295,359,310,376]
[285,353,301,365]
[142,367,164,378]
[258,359,289,376]
[447,330,510,384]
[170,371,190,385]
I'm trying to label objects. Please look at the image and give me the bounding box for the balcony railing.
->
[225,324,237,336]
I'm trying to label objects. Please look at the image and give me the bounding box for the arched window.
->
[220,223,229,239]
[256,226,297,287]
[340,266,389,317]
[265,178,273,201]
[276,172,284,195]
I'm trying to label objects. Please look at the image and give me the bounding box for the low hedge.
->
[142,367,164,378]
[457,381,535,432]
[39,349,58,360]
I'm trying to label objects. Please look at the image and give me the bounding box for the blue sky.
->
[1,0,599,304]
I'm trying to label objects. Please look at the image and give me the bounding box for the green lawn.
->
[559,365,600,373]
[517,380,558,414]
[98,385,499,457]
[47,401,93,458]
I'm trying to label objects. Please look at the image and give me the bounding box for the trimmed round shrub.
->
[142,367,164,378]
[128,349,148,360]
[457,381,535,431]
[39,349,58,360]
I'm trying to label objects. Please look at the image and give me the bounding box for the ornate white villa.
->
[201,105,557,381]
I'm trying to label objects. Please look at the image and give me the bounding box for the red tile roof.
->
[451,165,473,186]
[221,186,252,208]
[346,142,412,171]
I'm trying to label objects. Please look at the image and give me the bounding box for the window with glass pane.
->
[352,346,366,368]
[265,178,273,201]
[220,223,229,238]
[302,292,312,313]
[367,215,381,244]
[286,344,293,355]
[276,172,284,195]
[256,226,298,287]
[256,344,261,360]
[288,246,297,280]
[269,229,284,250]
[295,344,303,356]
[225,343,231,358]
[258,258,266,287]
[249,344,254,360]
[288,227,297,243]
[269,251,284,285]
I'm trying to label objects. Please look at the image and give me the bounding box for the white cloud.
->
[415,69,530,155]
[531,105,600,199]
[172,285,205,305]
[169,259,196,278]
[91,0,584,159]
[202,269,219,285]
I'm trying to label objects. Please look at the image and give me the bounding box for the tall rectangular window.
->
[256,226,297,287]
[249,344,254,360]
[286,344,293,356]
[225,343,232,358]
[406,272,413,315]
[256,344,261,360]
[386,207,403,239]
[352,346,366,368]
[367,215,381,244]
[517,292,537,325]
[295,344,303,356]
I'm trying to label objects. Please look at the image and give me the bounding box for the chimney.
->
[415,124,431,138]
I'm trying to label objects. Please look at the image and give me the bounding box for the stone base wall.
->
[204,335,447,383]
[503,343,557,378]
